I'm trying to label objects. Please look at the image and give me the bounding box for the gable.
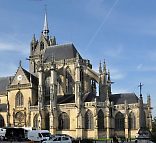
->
[11,67,30,85]
[34,34,49,55]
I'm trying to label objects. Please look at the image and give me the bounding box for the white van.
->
[27,130,51,142]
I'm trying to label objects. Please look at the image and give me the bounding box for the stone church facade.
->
[0,13,152,139]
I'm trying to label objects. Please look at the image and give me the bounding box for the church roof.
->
[0,77,13,94]
[44,43,82,62]
[110,93,139,105]
[21,67,38,84]
[83,92,97,102]
[57,94,75,104]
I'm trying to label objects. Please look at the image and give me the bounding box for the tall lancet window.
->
[85,110,93,129]
[58,112,70,130]
[40,41,44,50]
[80,68,84,93]
[128,112,136,129]
[97,109,104,130]
[65,68,73,94]
[115,112,125,130]
[15,91,24,107]
[57,77,61,94]
[45,76,50,104]
[33,114,39,129]
[45,76,50,96]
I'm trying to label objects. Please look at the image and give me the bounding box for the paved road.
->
[0,142,31,143]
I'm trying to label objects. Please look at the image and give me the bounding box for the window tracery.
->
[58,112,70,130]
[85,110,93,129]
[15,91,24,107]
[115,112,125,130]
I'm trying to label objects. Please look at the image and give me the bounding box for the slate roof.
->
[57,94,75,104]
[46,92,139,105]
[0,104,7,112]
[44,43,82,62]
[0,77,13,94]
[110,93,139,105]
[83,92,97,102]
[22,67,38,85]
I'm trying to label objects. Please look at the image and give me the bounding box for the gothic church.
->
[0,12,152,139]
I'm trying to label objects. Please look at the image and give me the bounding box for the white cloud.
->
[137,64,143,70]
[148,50,156,62]
[104,44,124,58]
[110,68,126,80]
[136,64,156,72]
[0,42,17,51]
[85,0,107,20]
[0,41,29,55]
[0,62,17,77]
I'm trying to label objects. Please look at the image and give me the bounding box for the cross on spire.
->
[19,60,22,67]
[138,82,143,96]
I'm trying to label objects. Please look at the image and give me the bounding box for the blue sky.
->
[0,0,156,115]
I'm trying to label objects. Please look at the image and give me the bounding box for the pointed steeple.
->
[99,61,102,74]
[103,60,107,74]
[147,94,151,107]
[19,60,22,67]
[32,34,36,43]
[42,8,49,39]
[138,82,143,97]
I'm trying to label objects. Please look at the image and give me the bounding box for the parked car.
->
[42,136,72,143]
[54,134,75,141]
[0,128,6,141]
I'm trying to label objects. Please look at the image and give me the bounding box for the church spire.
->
[103,60,107,74]
[99,61,102,74]
[42,7,49,39]
[31,34,36,43]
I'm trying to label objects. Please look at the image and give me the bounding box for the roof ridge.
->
[49,42,74,48]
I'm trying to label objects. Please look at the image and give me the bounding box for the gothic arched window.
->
[33,114,39,129]
[40,41,44,50]
[80,68,84,92]
[45,76,50,96]
[57,77,61,94]
[15,91,24,107]
[85,110,93,129]
[128,112,136,129]
[65,68,73,94]
[0,115,4,127]
[58,112,70,130]
[115,112,125,130]
[97,109,104,130]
